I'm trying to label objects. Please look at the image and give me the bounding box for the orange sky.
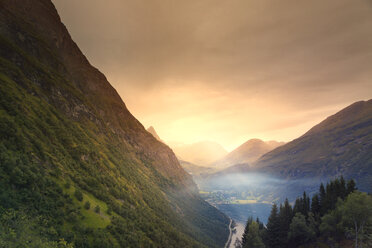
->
[52,0,372,151]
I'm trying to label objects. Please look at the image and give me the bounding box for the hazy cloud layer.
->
[52,0,372,150]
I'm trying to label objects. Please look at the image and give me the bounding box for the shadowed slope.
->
[0,0,229,247]
[255,100,372,192]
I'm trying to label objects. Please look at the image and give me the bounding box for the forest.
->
[241,177,372,248]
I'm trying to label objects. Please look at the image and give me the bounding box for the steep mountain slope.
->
[179,160,215,176]
[172,141,228,166]
[197,101,372,203]
[212,139,284,169]
[255,100,372,192]
[0,1,229,247]
[147,126,162,142]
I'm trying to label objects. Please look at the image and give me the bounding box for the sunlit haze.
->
[52,0,372,151]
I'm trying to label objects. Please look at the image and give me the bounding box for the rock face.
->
[212,139,284,169]
[0,0,229,247]
[255,100,372,192]
[147,126,162,142]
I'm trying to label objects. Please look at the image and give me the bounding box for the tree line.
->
[241,177,372,248]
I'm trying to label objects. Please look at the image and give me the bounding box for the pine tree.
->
[293,198,302,215]
[346,179,357,195]
[288,213,315,247]
[303,191,310,216]
[242,216,254,246]
[319,183,327,215]
[278,199,292,247]
[265,203,281,248]
[339,176,346,199]
[311,194,320,215]
[242,222,265,248]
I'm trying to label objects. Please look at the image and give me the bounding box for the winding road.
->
[224,218,233,248]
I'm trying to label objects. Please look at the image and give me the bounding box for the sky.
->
[52,0,372,151]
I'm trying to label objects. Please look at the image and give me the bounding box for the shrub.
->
[74,189,83,202]
[94,205,100,213]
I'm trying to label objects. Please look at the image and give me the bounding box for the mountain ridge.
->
[254,99,372,192]
[212,139,284,169]
[147,126,162,142]
[0,0,229,247]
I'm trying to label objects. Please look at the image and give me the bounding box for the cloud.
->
[52,0,372,149]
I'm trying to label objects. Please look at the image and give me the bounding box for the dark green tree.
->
[319,183,327,215]
[278,199,292,247]
[341,191,372,248]
[311,193,320,216]
[242,216,254,246]
[74,189,83,202]
[94,205,100,213]
[288,213,315,248]
[319,202,344,243]
[265,203,281,248]
[346,179,357,195]
[242,221,265,248]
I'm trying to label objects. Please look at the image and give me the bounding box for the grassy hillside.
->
[0,0,229,247]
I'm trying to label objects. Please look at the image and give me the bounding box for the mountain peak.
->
[305,99,372,136]
[255,99,372,192]
[211,139,284,169]
[147,126,162,142]
[0,1,230,246]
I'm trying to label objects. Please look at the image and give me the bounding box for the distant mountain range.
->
[178,160,215,176]
[172,141,228,166]
[199,100,372,202]
[212,139,284,169]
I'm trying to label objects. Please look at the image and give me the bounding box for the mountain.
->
[144,127,216,177]
[146,126,162,142]
[0,1,229,247]
[179,160,216,176]
[198,100,372,203]
[212,139,284,169]
[255,99,372,193]
[172,141,228,166]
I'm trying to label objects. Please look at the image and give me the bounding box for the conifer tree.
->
[319,183,327,215]
[303,191,310,216]
[242,222,265,248]
[339,176,346,199]
[288,213,316,247]
[242,216,254,246]
[278,198,292,247]
[346,179,357,195]
[265,203,281,248]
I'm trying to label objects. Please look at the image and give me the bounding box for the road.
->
[224,218,233,248]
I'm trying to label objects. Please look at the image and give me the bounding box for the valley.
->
[1,0,371,247]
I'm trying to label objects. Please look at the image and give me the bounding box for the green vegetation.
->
[241,177,372,248]
[0,2,230,247]
[74,189,83,202]
[94,205,100,214]
[242,217,265,248]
